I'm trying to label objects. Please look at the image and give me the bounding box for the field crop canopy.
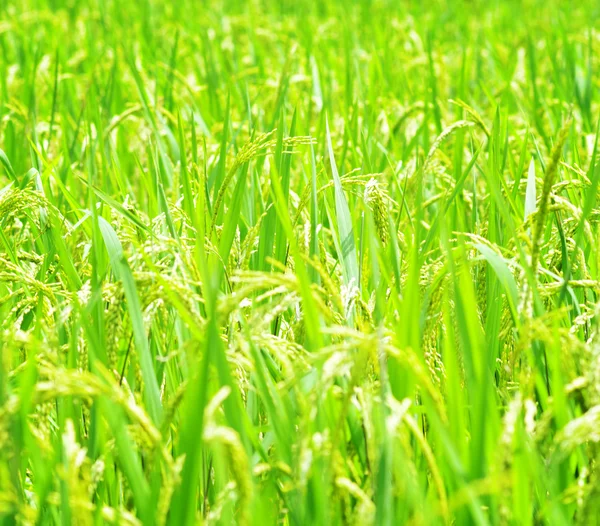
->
[1,0,600,524]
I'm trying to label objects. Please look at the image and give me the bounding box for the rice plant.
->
[1,0,600,524]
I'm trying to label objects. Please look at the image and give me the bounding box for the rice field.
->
[1,0,600,524]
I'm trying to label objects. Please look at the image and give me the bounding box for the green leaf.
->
[325,116,359,290]
[97,217,163,424]
[525,158,537,221]
[473,243,519,319]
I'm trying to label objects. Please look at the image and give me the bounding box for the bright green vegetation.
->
[1,0,600,524]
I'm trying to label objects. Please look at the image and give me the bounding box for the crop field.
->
[2,0,600,524]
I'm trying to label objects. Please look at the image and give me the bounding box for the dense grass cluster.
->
[2,0,600,524]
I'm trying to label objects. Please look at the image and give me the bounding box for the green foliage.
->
[1,0,600,524]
